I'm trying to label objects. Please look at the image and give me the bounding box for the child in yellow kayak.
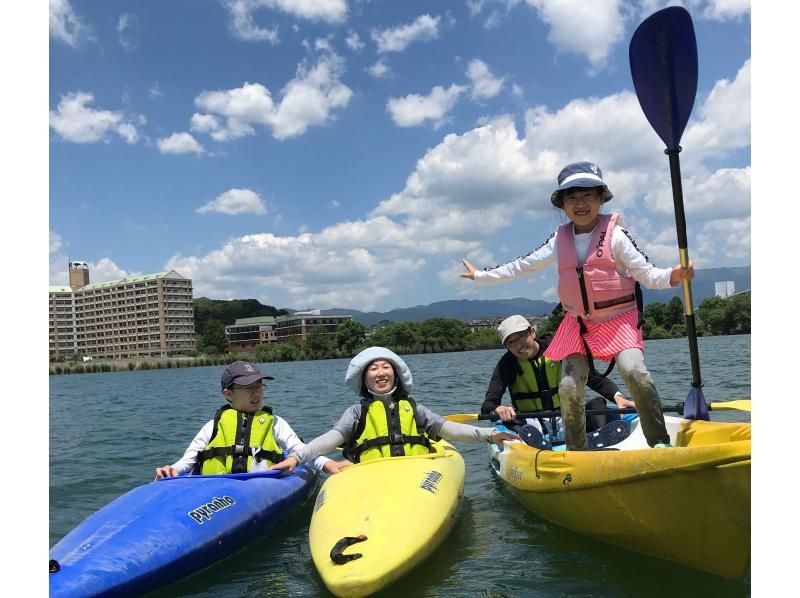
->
[271,347,518,473]
[155,361,348,479]
[461,161,694,451]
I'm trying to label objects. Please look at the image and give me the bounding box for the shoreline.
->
[48,333,751,376]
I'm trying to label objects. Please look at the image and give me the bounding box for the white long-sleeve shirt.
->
[474,222,674,292]
[170,414,331,474]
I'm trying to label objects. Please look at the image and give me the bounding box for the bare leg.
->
[616,348,670,446]
[559,353,589,450]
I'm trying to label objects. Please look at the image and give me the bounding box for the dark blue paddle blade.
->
[629,6,698,150]
[683,386,709,421]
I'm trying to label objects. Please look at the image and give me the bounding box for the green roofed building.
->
[49,261,196,359]
[225,316,278,353]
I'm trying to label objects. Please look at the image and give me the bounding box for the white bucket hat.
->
[344,347,413,395]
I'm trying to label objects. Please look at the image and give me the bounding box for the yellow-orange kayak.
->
[489,415,750,579]
[309,439,465,597]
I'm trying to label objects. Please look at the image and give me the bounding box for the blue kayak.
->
[49,466,317,597]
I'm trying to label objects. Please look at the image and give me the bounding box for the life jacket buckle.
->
[233,444,246,457]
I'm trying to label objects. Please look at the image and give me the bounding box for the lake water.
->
[50,335,751,597]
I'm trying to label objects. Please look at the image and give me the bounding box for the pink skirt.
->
[544,308,644,362]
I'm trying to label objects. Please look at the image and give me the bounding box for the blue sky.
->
[49,0,750,312]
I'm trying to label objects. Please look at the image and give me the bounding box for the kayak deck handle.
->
[49,559,61,573]
[330,534,368,565]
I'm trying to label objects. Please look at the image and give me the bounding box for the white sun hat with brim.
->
[344,346,413,395]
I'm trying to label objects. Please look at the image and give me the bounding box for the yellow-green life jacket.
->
[343,396,434,463]
[509,356,561,413]
[194,405,284,475]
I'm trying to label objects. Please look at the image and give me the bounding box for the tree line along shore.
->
[49,294,749,376]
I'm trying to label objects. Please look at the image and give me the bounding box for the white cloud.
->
[117,13,140,52]
[164,225,426,311]
[49,92,140,144]
[50,0,91,47]
[91,258,141,282]
[386,84,465,128]
[702,0,751,21]
[192,50,352,140]
[48,238,140,286]
[49,230,63,254]
[466,59,504,100]
[223,0,279,42]
[683,59,751,156]
[197,188,267,215]
[148,83,164,98]
[367,59,390,78]
[643,166,751,220]
[156,60,749,310]
[156,132,204,154]
[222,0,347,42]
[345,30,364,50]
[372,14,440,53]
[329,200,341,208]
[526,0,625,70]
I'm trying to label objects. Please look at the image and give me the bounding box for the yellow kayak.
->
[489,415,750,579]
[309,439,465,597]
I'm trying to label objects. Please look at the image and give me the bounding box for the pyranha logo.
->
[188,495,236,524]
[419,470,443,494]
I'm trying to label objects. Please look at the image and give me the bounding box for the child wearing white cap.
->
[461,161,694,451]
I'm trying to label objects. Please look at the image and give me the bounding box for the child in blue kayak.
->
[155,361,348,479]
[461,161,694,451]
[270,347,519,472]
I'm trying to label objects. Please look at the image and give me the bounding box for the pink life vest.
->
[556,213,637,322]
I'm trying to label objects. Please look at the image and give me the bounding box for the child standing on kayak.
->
[461,161,694,451]
[155,361,347,478]
[271,347,518,472]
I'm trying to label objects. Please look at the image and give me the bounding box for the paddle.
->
[629,6,708,421]
[445,399,751,423]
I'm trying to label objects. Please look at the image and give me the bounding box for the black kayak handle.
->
[330,535,368,565]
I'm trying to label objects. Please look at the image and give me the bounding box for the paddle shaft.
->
[480,401,733,421]
[668,149,702,389]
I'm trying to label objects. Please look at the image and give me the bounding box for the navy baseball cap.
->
[550,161,613,207]
[221,361,273,391]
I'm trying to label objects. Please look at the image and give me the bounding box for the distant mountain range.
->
[287,266,750,327]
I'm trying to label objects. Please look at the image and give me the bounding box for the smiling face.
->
[563,187,603,233]
[364,359,396,394]
[504,327,539,360]
[223,382,265,413]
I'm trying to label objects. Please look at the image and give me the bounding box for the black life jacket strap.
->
[576,316,616,378]
[192,405,278,474]
[348,434,433,459]
[192,404,231,475]
[635,281,645,329]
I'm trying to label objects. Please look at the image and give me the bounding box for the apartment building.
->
[49,261,196,359]
[273,310,352,347]
[225,316,278,353]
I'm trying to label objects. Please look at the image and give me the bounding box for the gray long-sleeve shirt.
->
[290,399,493,464]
